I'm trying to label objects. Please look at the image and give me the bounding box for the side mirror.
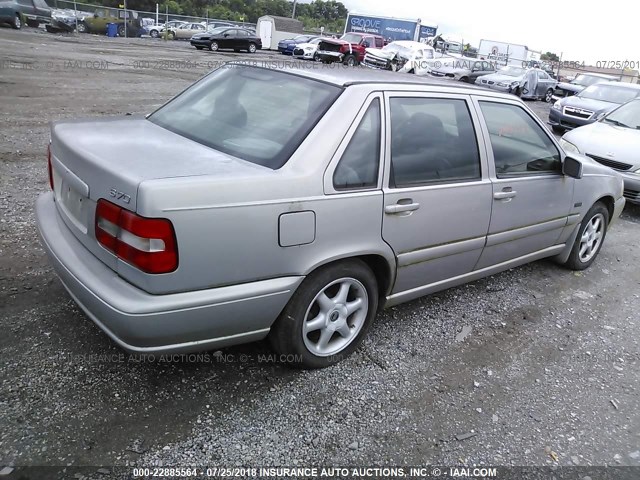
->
[563,155,583,179]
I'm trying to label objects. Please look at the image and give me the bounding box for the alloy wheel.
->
[302,277,369,357]
[545,89,553,103]
[579,213,604,263]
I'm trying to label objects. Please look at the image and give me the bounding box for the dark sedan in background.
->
[551,72,618,102]
[190,26,261,53]
[549,81,640,133]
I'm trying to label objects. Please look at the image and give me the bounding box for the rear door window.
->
[333,99,381,190]
[389,97,481,187]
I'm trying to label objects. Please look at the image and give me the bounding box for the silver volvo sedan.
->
[36,64,625,368]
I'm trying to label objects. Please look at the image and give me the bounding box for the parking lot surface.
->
[1,28,639,474]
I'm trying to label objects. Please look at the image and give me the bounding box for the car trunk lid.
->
[50,115,268,272]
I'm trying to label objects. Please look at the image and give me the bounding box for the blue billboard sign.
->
[345,14,418,41]
[418,25,438,42]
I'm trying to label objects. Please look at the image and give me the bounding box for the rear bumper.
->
[35,192,303,354]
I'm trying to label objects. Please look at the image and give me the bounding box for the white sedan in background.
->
[292,37,324,60]
[362,41,436,75]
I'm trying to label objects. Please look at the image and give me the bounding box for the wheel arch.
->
[553,196,614,265]
[302,252,397,306]
[594,195,615,223]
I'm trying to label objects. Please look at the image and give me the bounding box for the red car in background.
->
[315,32,386,66]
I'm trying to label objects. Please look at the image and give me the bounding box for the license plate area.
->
[59,181,88,234]
[51,158,90,236]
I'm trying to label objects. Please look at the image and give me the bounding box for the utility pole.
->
[292,0,297,18]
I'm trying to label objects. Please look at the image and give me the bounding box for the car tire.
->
[459,76,469,83]
[11,13,21,29]
[248,42,257,53]
[545,89,554,103]
[209,41,218,51]
[149,29,159,38]
[343,54,358,66]
[26,19,39,28]
[117,24,126,37]
[268,259,379,369]
[562,202,609,271]
[512,86,521,97]
[76,21,87,33]
[551,125,565,134]
[313,52,320,62]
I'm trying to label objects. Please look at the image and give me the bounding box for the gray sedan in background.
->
[561,98,640,205]
[549,81,640,133]
[36,66,624,368]
[476,66,557,101]
[429,60,496,83]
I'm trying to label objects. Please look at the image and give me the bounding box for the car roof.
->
[390,40,434,49]
[578,72,618,79]
[592,81,640,89]
[229,63,491,92]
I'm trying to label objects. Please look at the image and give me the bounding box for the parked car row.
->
[359,40,557,103]
[153,19,256,39]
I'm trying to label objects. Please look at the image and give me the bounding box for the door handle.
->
[385,202,420,214]
[494,190,517,200]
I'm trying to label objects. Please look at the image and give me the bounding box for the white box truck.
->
[478,39,536,67]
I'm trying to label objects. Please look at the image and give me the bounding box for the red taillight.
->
[47,144,54,190]
[95,199,178,274]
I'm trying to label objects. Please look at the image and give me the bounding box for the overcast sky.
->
[340,0,633,65]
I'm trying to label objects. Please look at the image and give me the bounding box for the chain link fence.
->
[52,0,257,30]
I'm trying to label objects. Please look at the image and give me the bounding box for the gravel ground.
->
[1,27,639,477]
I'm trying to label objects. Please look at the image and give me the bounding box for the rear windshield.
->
[574,74,614,87]
[499,66,525,77]
[149,66,342,169]
[579,84,640,104]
